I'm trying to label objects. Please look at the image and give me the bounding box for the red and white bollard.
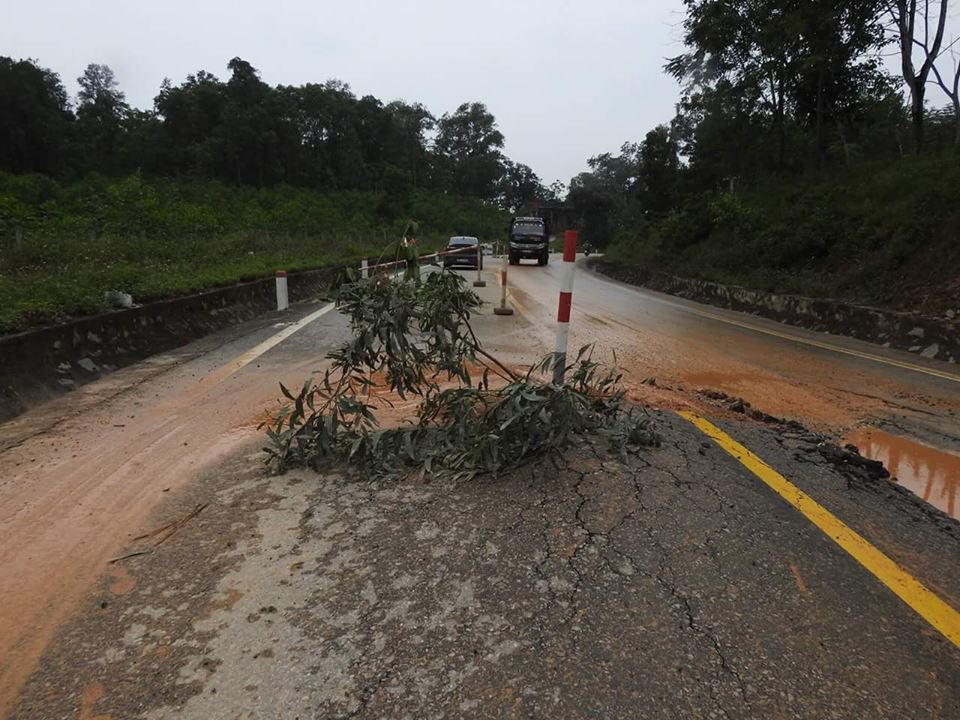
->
[275,270,289,311]
[493,253,514,316]
[473,243,486,287]
[553,230,577,384]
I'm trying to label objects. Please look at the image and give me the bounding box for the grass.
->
[0,232,385,333]
[0,174,509,333]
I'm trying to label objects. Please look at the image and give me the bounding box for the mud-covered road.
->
[1,257,959,719]
[508,259,960,517]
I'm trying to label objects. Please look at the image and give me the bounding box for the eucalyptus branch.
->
[262,263,658,481]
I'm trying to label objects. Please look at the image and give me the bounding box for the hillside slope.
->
[606,150,960,317]
[0,173,507,333]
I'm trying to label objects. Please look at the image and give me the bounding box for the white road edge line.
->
[588,268,960,385]
[199,302,337,387]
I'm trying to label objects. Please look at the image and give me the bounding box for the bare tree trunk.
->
[911,82,926,154]
[887,0,950,155]
[931,46,960,145]
[774,84,786,170]
[816,65,826,170]
[834,119,852,167]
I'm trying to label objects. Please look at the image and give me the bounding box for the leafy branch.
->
[263,266,657,481]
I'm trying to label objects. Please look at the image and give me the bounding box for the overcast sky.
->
[2,0,689,185]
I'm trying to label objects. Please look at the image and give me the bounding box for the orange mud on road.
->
[0,309,346,719]
[845,427,960,519]
[505,259,960,516]
[0,293,540,718]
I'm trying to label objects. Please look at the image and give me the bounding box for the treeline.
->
[570,0,960,249]
[0,56,557,210]
[0,53,552,332]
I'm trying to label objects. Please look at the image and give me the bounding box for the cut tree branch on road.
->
[262,260,658,481]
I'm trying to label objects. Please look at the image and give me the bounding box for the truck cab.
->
[508,217,549,266]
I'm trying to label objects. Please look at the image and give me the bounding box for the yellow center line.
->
[678,410,960,648]
[590,269,960,384]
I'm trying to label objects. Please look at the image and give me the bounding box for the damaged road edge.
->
[679,410,960,649]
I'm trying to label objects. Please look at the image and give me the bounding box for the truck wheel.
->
[537,253,548,266]
[509,253,518,266]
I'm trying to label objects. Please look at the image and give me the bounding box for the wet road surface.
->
[0,302,353,716]
[1,261,959,718]
[9,415,960,719]
[504,257,960,518]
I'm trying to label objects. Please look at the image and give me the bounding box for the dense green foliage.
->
[0,172,508,333]
[605,149,960,313]
[0,56,556,209]
[0,54,551,334]
[570,0,959,313]
[0,54,560,334]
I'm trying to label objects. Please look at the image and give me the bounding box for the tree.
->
[669,0,888,168]
[499,160,545,212]
[668,0,808,168]
[931,40,960,143]
[789,1,887,167]
[432,102,505,199]
[383,100,434,187]
[885,0,950,152]
[637,125,681,217]
[567,146,640,248]
[672,80,772,189]
[220,57,289,186]
[118,109,166,174]
[0,54,537,206]
[75,63,130,171]
[77,64,125,107]
[0,57,73,174]
[544,180,567,203]
[154,70,227,178]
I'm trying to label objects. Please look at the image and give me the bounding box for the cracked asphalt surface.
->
[3,260,960,719]
[10,414,960,719]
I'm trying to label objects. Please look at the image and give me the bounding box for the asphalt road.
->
[506,257,960,515]
[2,259,959,719]
[509,257,960,446]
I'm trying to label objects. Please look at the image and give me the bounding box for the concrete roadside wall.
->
[0,265,344,422]
[591,261,959,364]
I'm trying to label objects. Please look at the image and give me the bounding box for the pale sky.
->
[2,0,689,186]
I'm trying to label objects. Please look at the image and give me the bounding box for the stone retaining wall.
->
[591,261,958,364]
[0,265,344,422]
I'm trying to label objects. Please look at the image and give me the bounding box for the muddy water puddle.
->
[844,428,960,519]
